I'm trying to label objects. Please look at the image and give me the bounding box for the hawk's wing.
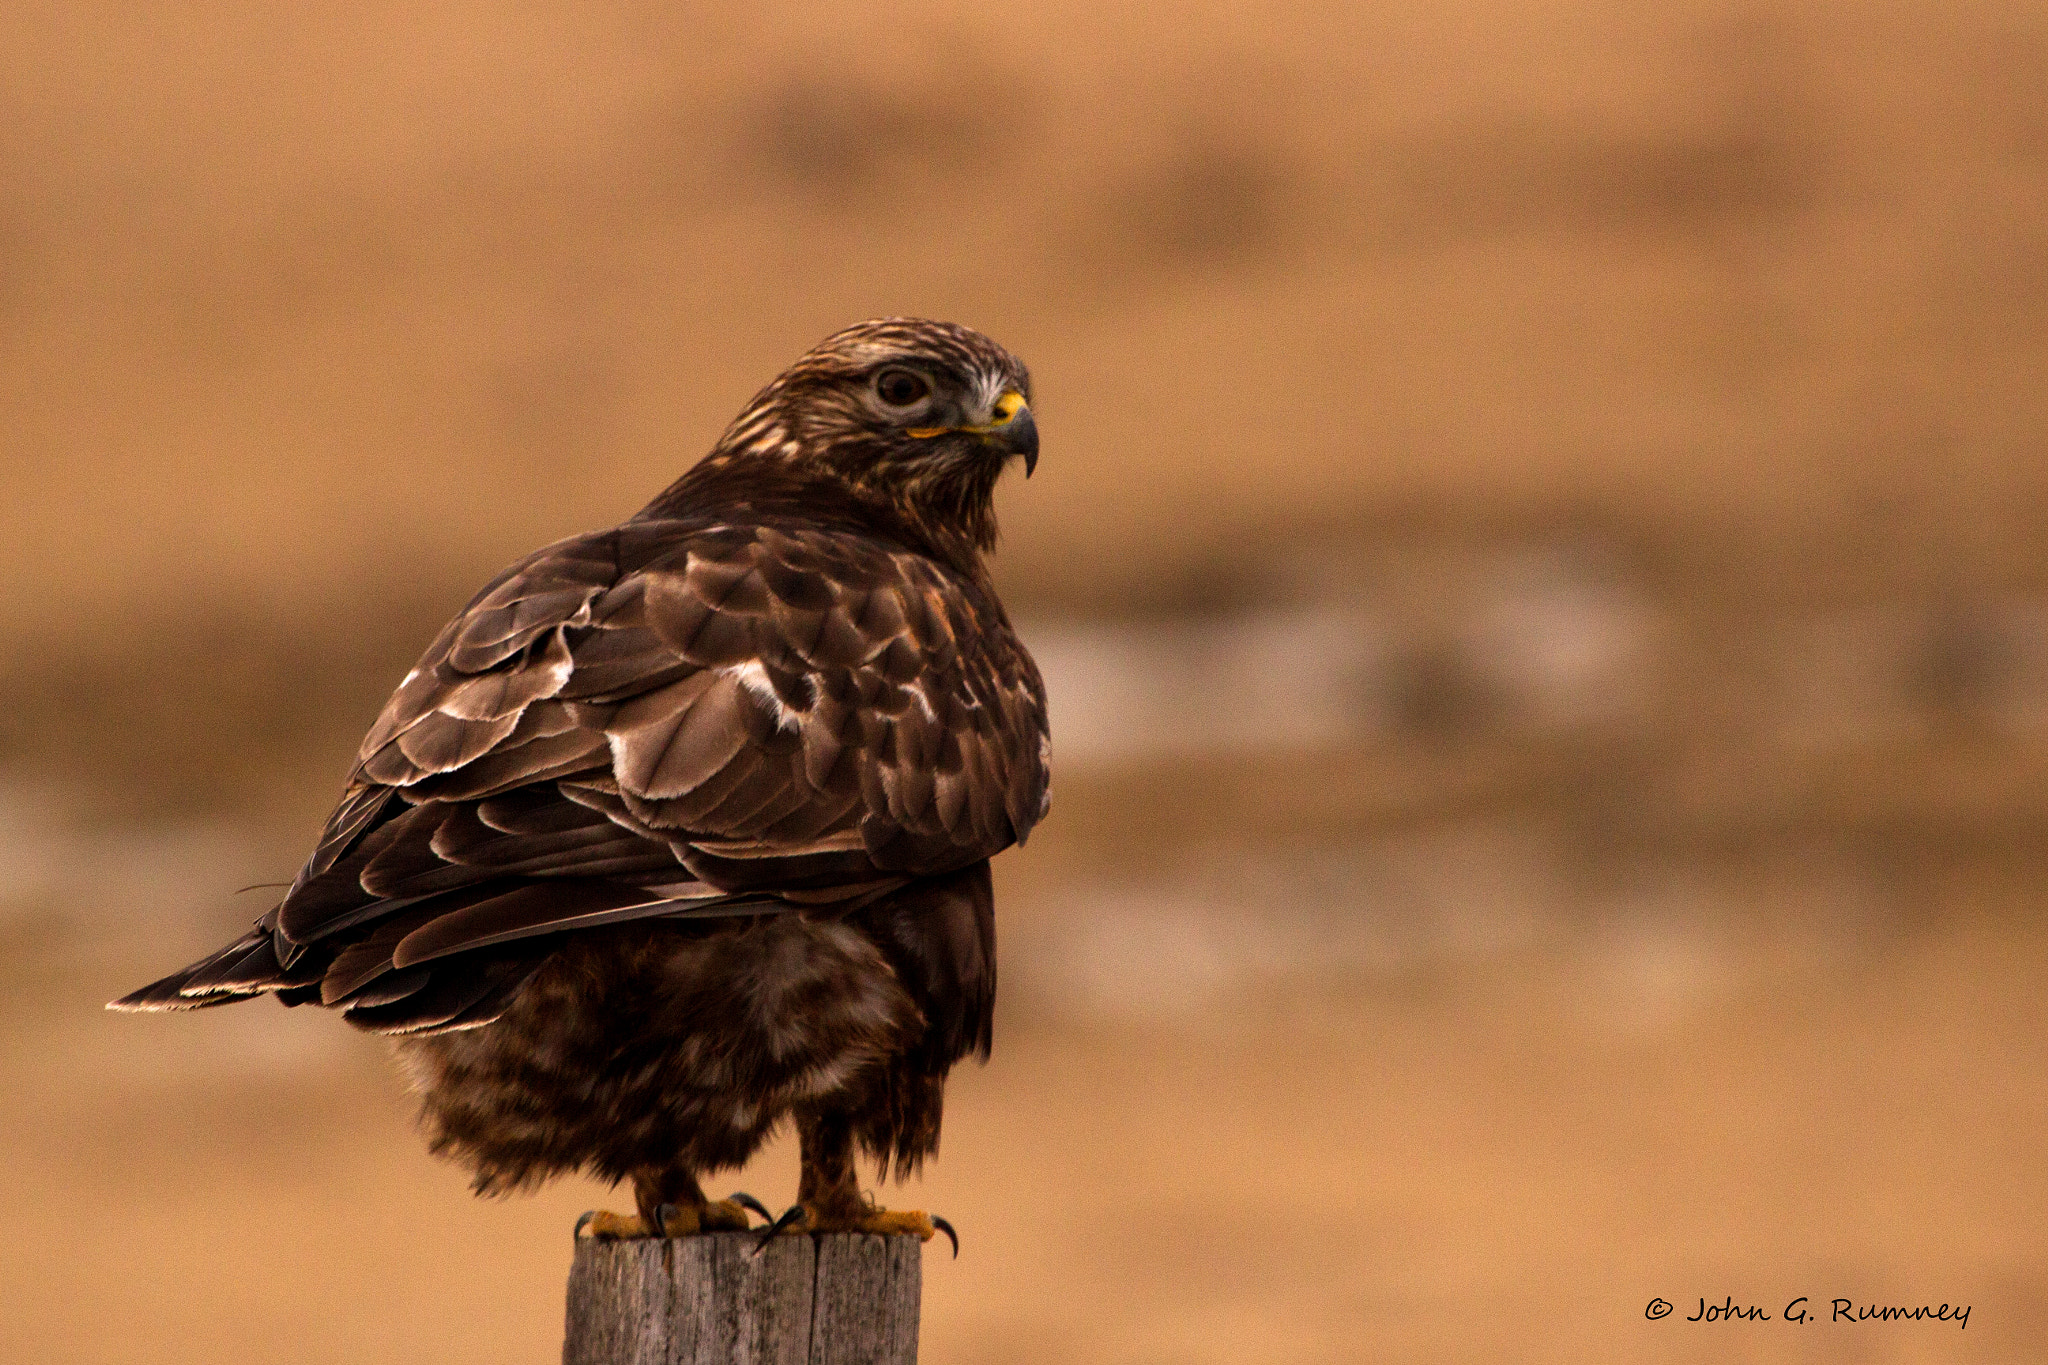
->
[343,518,1046,881]
[114,517,1048,1032]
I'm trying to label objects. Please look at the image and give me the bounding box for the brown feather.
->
[113,317,1051,1218]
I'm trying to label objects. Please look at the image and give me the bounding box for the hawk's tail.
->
[107,926,304,1012]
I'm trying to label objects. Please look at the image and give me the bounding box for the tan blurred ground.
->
[3,1,2046,1361]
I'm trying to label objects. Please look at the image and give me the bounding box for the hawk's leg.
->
[758,1110,958,1254]
[578,1169,765,1240]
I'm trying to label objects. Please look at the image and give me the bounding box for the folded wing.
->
[111,517,1049,1034]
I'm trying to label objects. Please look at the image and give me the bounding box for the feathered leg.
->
[756,1109,956,1254]
[798,1110,872,1224]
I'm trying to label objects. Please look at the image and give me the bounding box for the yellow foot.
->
[761,1206,959,1256]
[578,1210,654,1240]
[576,1198,756,1240]
[840,1209,945,1241]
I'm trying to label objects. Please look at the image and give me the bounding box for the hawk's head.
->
[692,318,1036,555]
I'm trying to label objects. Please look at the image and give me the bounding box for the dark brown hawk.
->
[112,318,1049,1247]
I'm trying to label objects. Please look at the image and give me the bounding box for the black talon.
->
[574,1210,597,1242]
[729,1191,773,1225]
[931,1216,959,1258]
[654,1203,679,1238]
[750,1205,806,1259]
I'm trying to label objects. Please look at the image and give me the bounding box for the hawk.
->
[112,318,1049,1248]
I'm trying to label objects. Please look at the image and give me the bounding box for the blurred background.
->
[4,2,2045,1361]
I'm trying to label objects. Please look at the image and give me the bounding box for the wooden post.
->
[563,1232,922,1365]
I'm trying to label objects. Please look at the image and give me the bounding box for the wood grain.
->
[563,1232,921,1365]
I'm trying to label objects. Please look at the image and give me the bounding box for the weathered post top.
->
[564,1232,923,1365]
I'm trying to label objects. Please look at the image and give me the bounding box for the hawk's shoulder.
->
[302,510,1048,910]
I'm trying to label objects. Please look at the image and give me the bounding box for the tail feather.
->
[342,952,542,1036]
[107,971,247,1012]
[177,935,283,996]
[109,871,794,1022]
[106,927,305,1012]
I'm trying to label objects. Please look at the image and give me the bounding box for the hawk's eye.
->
[874,369,930,409]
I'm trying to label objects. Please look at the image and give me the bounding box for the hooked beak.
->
[909,390,1038,476]
[981,390,1037,477]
